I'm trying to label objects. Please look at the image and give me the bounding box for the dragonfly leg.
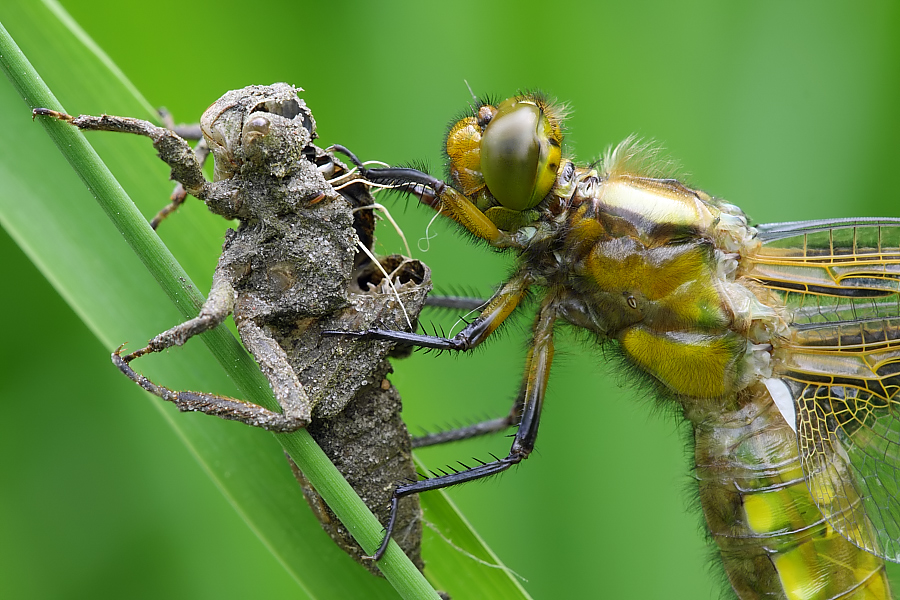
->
[370,300,557,560]
[325,270,532,351]
[423,294,489,311]
[411,410,518,448]
[412,387,524,448]
[330,145,516,247]
[325,273,530,443]
[325,270,537,559]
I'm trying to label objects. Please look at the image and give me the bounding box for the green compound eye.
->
[480,97,561,211]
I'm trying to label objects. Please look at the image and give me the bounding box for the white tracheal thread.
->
[449,308,482,338]
[418,211,443,253]
[352,203,412,257]
[327,163,434,258]
[362,160,391,169]
[325,163,425,330]
[355,240,413,331]
[326,159,391,191]
[332,177,397,192]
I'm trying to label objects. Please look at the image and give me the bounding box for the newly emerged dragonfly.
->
[333,93,900,599]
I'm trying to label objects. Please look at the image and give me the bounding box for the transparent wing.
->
[753,219,900,326]
[788,380,900,560]
[749,219,900,560]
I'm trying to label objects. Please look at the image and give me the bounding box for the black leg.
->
[424,294,488,311]
[325,271,532,351]
[411,411,519,449]
[330,145,462,217]
[327,145,556,562]
[412,388,524,448]
[369,301,557,560]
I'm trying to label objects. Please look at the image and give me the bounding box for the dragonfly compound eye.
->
[480,97,562,211]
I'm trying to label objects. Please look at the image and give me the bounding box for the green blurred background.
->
[3,1,900,598]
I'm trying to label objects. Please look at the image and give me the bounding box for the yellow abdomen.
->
[694,382,890,599]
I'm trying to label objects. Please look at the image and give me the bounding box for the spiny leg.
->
[325,270,532,352]
[331,145,516,247]
[327,268,531,446]
[371,300,557,560]
[332,149,513,446]
[412,356,523,449]
[325,271,534,558]
[327,147,552,557]
[332,152,516,448]
[411,393,522,448]
[415,289,518,447]
[423,294,488,311]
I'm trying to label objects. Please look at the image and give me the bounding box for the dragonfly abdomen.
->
[694,381,891,599]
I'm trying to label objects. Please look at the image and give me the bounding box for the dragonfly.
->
[330,93,900,599]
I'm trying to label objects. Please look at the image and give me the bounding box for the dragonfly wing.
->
[756,217,900,242]
[751,219,900,326]
[787,379,900,560]
[750,219,900,561]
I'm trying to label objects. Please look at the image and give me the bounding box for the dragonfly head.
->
[447,94,565,216]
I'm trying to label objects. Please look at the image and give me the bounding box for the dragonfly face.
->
[343,92,900,598]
